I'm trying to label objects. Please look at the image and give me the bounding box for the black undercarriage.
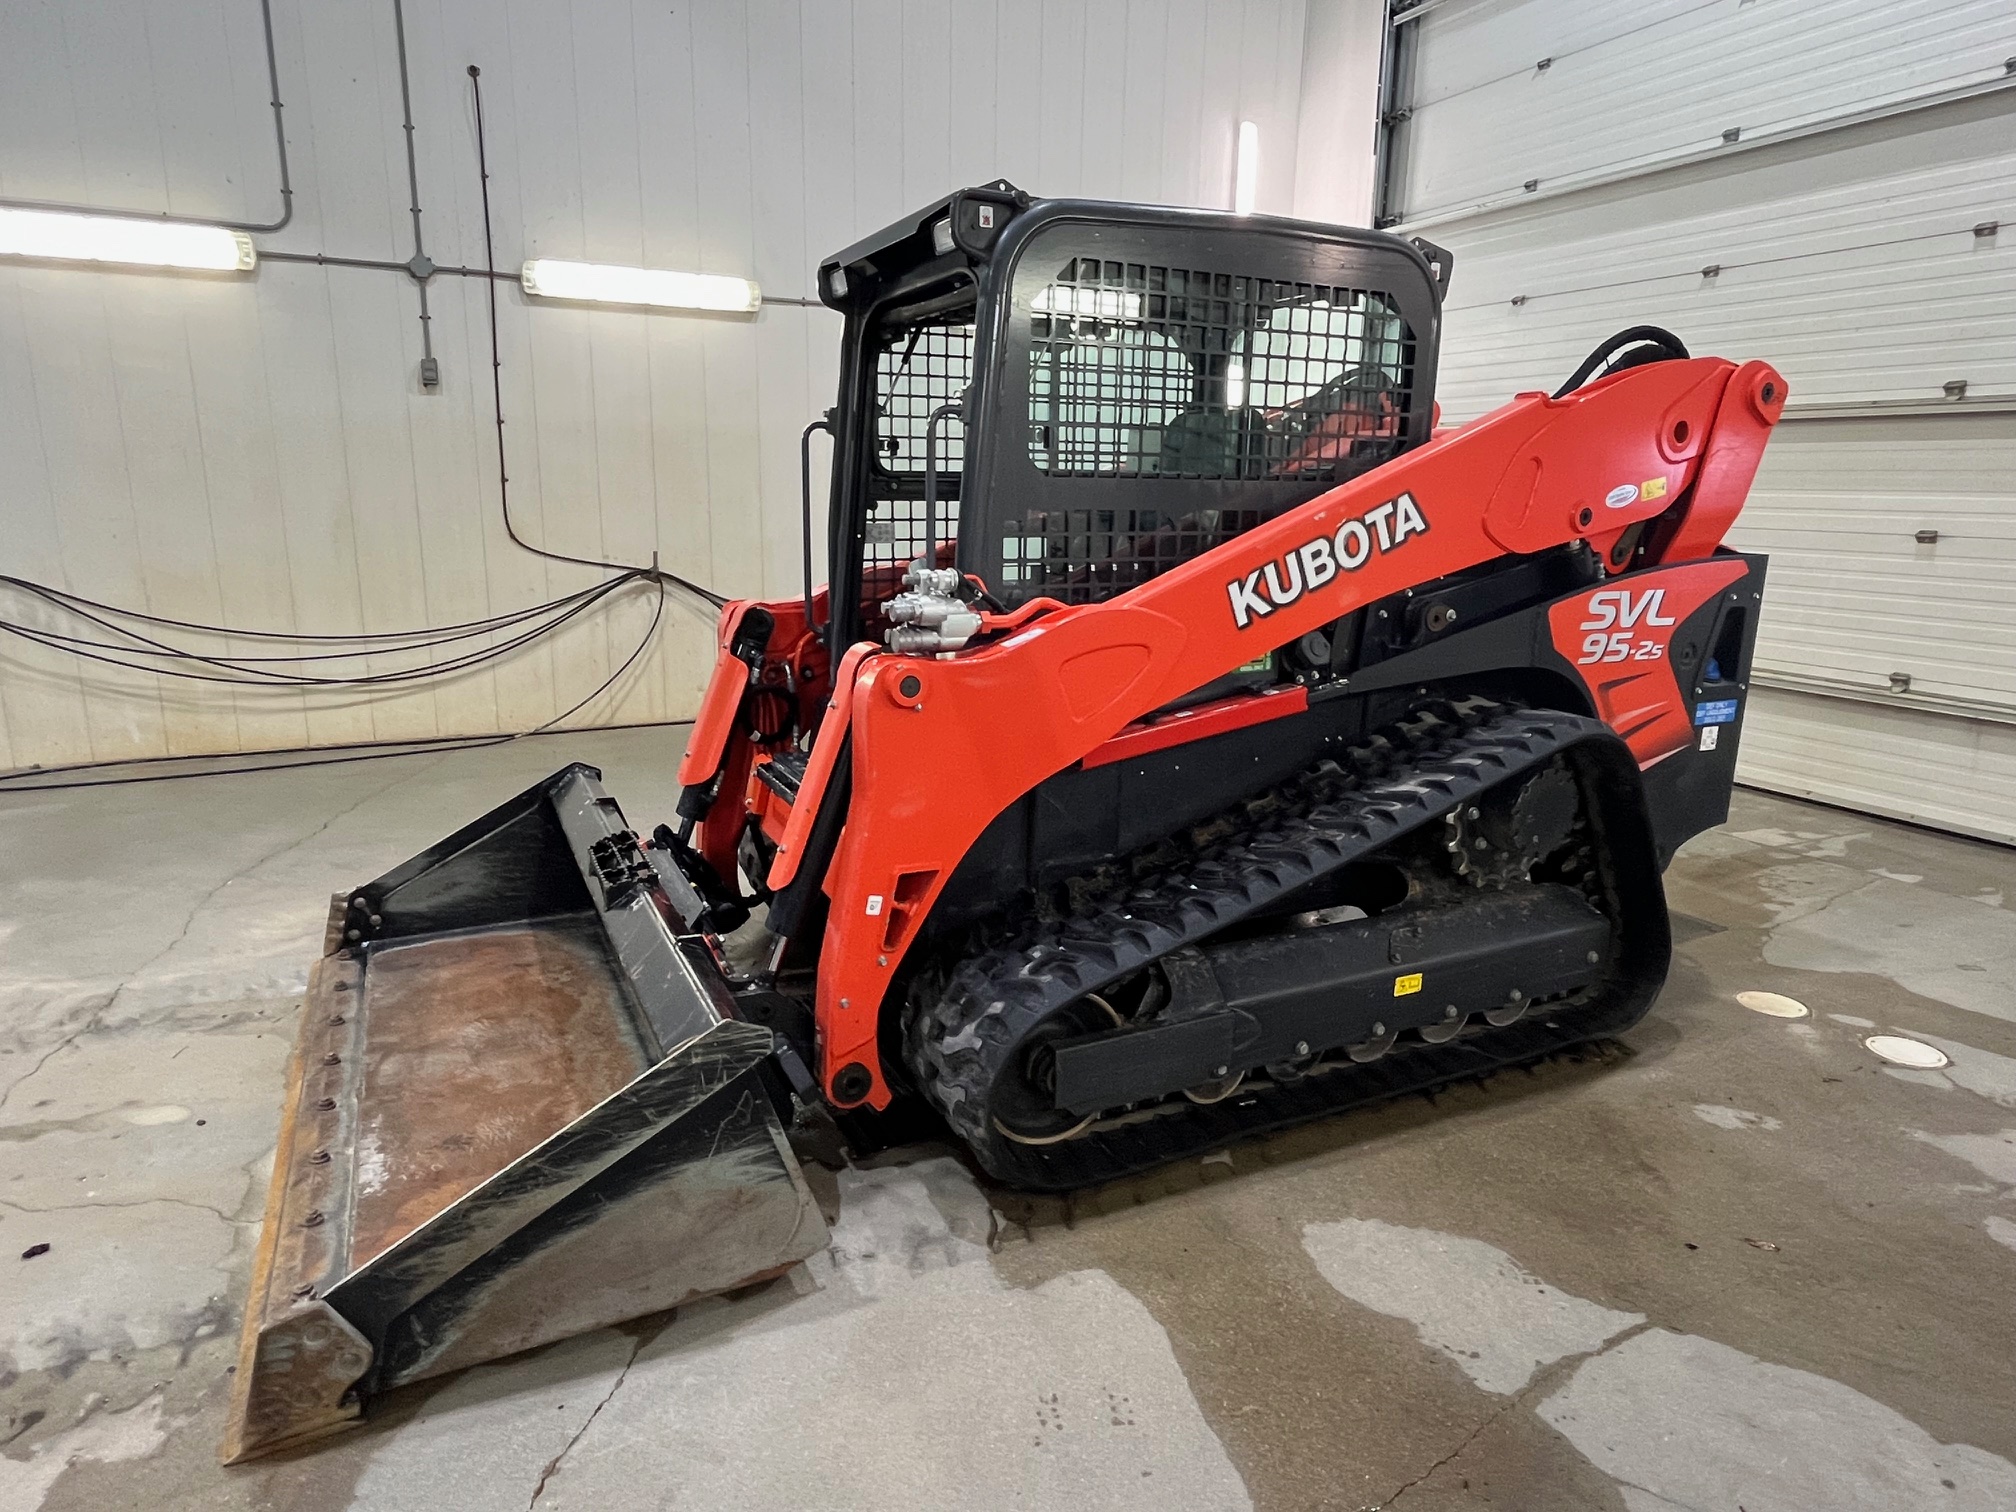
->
[902,697,1673,1190]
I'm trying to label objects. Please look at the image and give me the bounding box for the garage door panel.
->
[1761,582,2016,626]
[1757,607,2012,674]
[1401,0,1710,108]
[1736,513,2016,543]
[1735,418,2016,715]
[1399,0,2016,220]
[1424,98,2016,419]
[1752,638,2016,710]
[1397,1,2016,843]
[1436,274,2015,420]
[1739,688,2016,845]
[1741,416,2016,495]
[1438,124,2015,308]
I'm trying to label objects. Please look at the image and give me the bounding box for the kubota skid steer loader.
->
[227,182,1783,1459]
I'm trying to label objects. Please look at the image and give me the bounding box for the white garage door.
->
[1378,0,2016,844]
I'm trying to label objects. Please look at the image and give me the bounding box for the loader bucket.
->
[223,765,829,1463]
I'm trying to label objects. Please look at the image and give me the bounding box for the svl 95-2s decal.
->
[1548,559,1750,765]
[1227,492,1430,629]
[1574,587,1677,665]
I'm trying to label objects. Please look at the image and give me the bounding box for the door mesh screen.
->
[1000,507,1268,604]
[1005,256,1416,605]
[1027,257,1412,481]
[865,322,973,585]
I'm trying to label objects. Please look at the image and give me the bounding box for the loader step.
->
[905,700,1671,1189]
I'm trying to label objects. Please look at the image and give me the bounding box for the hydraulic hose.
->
[1553,326,1690,399]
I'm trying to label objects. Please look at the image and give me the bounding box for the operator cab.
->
[814,182,1451,664]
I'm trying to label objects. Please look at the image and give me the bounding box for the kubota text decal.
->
[1226,492,1429,629]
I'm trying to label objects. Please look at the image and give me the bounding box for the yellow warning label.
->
[1639,477,1667,501]
[1393,972,1423,997]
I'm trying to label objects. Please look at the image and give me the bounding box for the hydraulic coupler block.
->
[883,564,981,654]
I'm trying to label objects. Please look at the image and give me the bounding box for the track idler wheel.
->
[1346,1023,1399,1062]
[1182,1071,1246,1104]
[1417,1005,1469,1043]
[992,994,1122,1145]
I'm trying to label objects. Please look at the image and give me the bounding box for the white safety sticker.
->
[1699,725,1719,752]
[865,894,885,916]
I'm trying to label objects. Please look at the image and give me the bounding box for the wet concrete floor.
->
[2,726,2013,1510]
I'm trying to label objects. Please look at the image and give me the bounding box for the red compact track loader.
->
[226,183,1782,1459]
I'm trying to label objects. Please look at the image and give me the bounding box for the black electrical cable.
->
[466,64,726,611]
[0,571,625,642]
[0,574,642,673]
[0,577,673,793]
[0,573,643,688]
[0,569,642,679]
[0,579,634,682]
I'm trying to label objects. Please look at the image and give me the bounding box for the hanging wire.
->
[465,63,726,610]
[0,576,672,792]
[0,570,647,686]
[0,570,634,650]
[0,570,618,642]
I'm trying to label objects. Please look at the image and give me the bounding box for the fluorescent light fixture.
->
[0,206,255,273]
[520,258,760,312]
[1234,120,1260,215]
[1226,356,1246,409]
[1031,285,1142,319]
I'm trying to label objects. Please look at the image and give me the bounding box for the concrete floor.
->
[3,726,2015,1511]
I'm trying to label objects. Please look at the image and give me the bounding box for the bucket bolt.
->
[347,894,385,938]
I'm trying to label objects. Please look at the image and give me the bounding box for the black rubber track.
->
[906,700,1672,1190]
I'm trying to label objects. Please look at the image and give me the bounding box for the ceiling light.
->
[520,259,761,312]
[1031,286,1142,319]
[0,206,256,273]
[1234,121,1260,215]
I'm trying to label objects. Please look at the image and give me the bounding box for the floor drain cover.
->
[1737,990,1809,1019]
[1864,1035,1949,1069]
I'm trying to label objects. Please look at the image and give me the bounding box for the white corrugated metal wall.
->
[1382,0,2016,844]
[0,0,1382,773]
